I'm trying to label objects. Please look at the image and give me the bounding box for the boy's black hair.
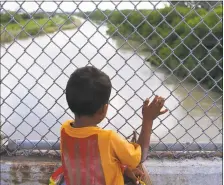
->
[66,66,112,116]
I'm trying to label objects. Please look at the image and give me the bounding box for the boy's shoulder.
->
[101,129,126,141]
[60,120,72,130]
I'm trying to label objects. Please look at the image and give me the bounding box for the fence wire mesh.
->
[0,1,223,157]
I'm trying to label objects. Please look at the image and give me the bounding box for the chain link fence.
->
[0,1,223,157]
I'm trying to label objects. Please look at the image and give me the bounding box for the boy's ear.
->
[105,104,108,110]
[97,104,108,115]
[102,104,108,114]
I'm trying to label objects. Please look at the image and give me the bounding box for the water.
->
[1,18,222,144]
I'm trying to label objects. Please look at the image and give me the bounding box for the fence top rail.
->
[6,139,223,152]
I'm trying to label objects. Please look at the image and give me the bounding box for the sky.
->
[1,1,169,12]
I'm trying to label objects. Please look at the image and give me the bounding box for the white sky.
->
[1,1,169,12]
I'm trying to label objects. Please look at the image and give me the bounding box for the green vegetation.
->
[0,12,81,43]
[76,5,223,92]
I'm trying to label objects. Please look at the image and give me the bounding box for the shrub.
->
[77,5,223,91]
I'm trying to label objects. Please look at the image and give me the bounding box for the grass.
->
[0,15,81,43]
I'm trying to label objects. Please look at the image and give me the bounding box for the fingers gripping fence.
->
[0,1,223,157]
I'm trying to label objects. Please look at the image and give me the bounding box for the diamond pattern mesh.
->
[0,1,222,156]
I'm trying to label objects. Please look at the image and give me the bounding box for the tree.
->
[169,1,221,10]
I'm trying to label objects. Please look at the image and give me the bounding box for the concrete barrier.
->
[0,156,222,185]
[144,157,222,185]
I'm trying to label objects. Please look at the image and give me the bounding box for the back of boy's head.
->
[66,66,112,117]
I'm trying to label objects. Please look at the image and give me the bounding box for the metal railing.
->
[0,1,223,157]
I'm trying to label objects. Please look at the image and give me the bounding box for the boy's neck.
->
[72,115,98,128]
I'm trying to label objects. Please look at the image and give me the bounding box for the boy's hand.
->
[124,167,144,184]
[142,95,168,121]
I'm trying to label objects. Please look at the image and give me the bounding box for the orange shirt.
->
[60,120,141,185]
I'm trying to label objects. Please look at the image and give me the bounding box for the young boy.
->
[57,66,167,185]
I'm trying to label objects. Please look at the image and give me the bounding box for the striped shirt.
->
[60,120,141,185]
